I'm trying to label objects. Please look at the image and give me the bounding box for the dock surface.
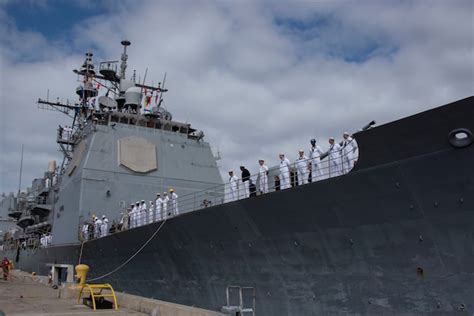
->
[0,270,225,316]
[0,275,146,316]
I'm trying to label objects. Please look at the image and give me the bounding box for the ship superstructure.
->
[3,41,223,245]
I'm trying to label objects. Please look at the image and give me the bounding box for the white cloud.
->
[0,0,472,193]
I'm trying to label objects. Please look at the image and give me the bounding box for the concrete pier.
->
[0,271,225,316]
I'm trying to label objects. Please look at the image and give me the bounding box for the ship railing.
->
[176,146,359,214]
[36,196,47,205]
[81,140,358,239]
[16,227,53,250]
[57,127,77,145]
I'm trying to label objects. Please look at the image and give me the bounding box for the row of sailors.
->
[81,189,179,241]
[39,233,52,247]
[58,125,74,141]
[123,189,179,229]
[279,134,358,189]
[228,134,358,198]
[82,215,110,241]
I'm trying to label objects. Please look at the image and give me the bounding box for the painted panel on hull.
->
[117,136,157,173]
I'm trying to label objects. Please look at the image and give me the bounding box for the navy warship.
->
[1,41,473,315]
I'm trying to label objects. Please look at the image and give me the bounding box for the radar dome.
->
[124,87,143,107]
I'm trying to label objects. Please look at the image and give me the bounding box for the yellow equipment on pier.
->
[75,264,118,311]
[77,283,118,310]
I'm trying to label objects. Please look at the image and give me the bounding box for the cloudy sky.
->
[0,0,472,194]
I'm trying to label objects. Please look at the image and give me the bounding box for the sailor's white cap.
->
[156,192,161,196]
[343,131,349,136]
[299,149,304,152]
[141,200,145,202]
[329,137,335,140]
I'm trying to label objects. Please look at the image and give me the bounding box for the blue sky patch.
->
[5,0,106,41]
[274,13,399,64]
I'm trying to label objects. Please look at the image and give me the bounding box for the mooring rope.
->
[77,240,85,265]
[86,217,168,282]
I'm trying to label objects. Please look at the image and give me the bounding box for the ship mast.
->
[120,40,130,80]
[36,40,169,179]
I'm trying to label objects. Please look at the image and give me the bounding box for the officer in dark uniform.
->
[240,166,251,198]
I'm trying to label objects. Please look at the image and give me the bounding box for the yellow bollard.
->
[75,264,90,286]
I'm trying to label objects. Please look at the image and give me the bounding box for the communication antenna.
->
[214,146,221,161]
[17,145,24,195]
[120,40,131,80]
[141,68,148,92]
[158,72,167,107]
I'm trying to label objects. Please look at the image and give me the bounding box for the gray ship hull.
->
[4,97,474,314]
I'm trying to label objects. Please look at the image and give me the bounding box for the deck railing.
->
[80,140,358,241]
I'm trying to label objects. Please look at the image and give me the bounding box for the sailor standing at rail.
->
[58,125,63,140]
[139,200,147,226]
[148,200,154,223]
[82,222,89,241]
[101,215,109,237]
[279,154,291,189]
[309,139,324,182]
[258,159,269,194]
[341,132,358,174]
[47,233,52,245]
[63,125,69,140]
[228,171,239,201]
[132,202,140,228]
[87,220,94,239]
[65,125,73,140]
[129,203,135,228]
[328,137,342,177]
[163,192,170,218]
[94,216,102,239]
[126,207,132,229]
[120,207,131,231]
[240,166,251,198]
[169,188,179,215]
[295,150,309,185]
[155,193,163,221]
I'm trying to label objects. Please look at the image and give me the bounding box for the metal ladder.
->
[222,286,256,315]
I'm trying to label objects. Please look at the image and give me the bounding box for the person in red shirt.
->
[1,257,10,281]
